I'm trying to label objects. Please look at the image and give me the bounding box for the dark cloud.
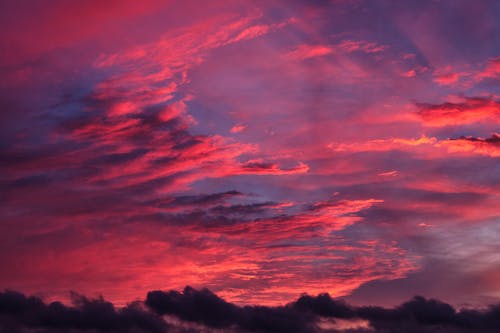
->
[146,287,315,333]
[0,290,168,333]
[354,296,500,333]
[293,293,356,319]
[146,287,240,328]
[145,287,500,333]
[3,288,500,333]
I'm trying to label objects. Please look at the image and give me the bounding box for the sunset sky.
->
[1,0,499,325]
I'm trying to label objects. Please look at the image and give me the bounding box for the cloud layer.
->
[2,288,500,333]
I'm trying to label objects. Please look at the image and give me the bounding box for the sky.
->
[0,1,499,330]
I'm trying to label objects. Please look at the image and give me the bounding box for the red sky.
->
[0,0,499,309]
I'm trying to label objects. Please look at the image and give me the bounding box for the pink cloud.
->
[287,39,385,61]
[230,24,270,43]
[287,44,333,60]
[478,56,500,79]
[337,40,386,53]
[327,133,500,159]
[441,134,500,158]
[402,69,417,78]
[230,124,247,133]
[0,194,417,306]
[328,135,438,153]
[379,170,399,177]
[417,97,500,127]
[433,72,461,85]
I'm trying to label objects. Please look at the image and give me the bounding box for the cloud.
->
[287,44,333,60]
[327,133,500,158]
[416,97,500,127]
[146,287,315,333]
[478,56,500,80]
[0,9,319,306]
[4,288,500,333]
[134,196,416,306]
[293,293,356,319]
[433,72,461,85]
[0,290,167,333]
[336,40,386,54]
[234,160,309,175]
[146,287,240,329]
[442,134,500,157]
[286,40,385,61]
[230,124,247,133]
[327,136,438,153]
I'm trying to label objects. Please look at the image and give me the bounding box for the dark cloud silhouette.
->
[0,290,168,333]
[146,287,315,333]
[146,287,240,328]
[145,287,500,333]
[293,293,356,319]
[2,287,500,333]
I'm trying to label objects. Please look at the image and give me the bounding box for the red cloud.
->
[442,134,500,158]
[478,56,500,79]
[232,160,309,176]
[230,123,247,133]
[337,40,386,53]
[287,44,333,60]
[328,133,499,159]
[49,14,307,193]
[287,40,385,61]
[0,194,417,306]
[416,97,500,127]
[433,72,461,85]
[328,136,438,153]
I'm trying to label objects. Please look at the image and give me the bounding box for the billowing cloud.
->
[3,288,500,333]
[0,290,168,333]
